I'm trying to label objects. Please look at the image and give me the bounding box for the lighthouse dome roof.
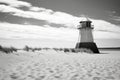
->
[80,17,92,23]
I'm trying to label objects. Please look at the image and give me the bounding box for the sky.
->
[0,0,120,48]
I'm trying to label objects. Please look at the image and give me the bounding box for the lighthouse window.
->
[87,22,91,27]
[82,23,86,27]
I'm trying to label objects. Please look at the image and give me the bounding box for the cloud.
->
[0,0,120,36]
[0,5,22,13]
[0,0,31,7]
[0,22,78,40]
[107,11,120,22]
[29,7,53,12]
[112,16,120,22]
[14,10,80,27]
[0,22,78,48]
[92,19,120,33]
[0,22,120,42]
[0,4,81,27]
[0,4,120,32]
[1,22,120,48]
[29,7,42,11]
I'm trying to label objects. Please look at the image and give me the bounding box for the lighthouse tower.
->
[75,18,99,53]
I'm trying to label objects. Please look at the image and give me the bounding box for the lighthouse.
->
[75,18,99,53]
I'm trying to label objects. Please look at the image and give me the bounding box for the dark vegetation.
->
[0,45,93,54]
[23,45,93,53]
[0,45,17,54]
[23,45,42,52]
[63,48,93,53]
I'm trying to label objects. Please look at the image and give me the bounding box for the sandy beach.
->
[0,50,120,80]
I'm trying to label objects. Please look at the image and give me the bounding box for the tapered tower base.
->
[75,42,99,53]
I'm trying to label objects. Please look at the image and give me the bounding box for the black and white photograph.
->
[0,0,120,80]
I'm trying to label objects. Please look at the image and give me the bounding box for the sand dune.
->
[0,50,120,80]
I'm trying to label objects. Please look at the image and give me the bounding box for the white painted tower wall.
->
[80,28,94,42]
